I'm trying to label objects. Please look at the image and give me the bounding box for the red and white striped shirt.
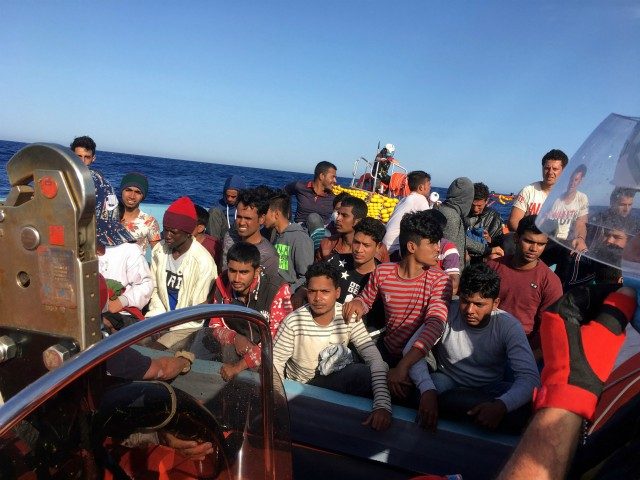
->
[354,263,452,358]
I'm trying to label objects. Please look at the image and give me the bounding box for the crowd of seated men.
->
[77,133,635,435]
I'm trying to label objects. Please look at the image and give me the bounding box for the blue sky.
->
[2,1,639,192]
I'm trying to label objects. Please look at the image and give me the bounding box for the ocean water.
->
[0,139,513,220]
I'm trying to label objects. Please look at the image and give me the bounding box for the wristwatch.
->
[174,350,195,374]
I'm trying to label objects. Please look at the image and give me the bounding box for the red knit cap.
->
[163,196,197,233]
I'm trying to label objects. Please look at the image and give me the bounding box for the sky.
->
[2,1,640,192]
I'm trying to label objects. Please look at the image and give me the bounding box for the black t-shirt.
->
[325,253,386,331]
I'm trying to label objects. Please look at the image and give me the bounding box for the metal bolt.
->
[20,226,41,250]
[42,341,78,371]
[0,336,17,363]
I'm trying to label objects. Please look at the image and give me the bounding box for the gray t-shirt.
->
[407,301,540,412]
[222,230,279,279]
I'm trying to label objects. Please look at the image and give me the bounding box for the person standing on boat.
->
[465,182,504,263]
[71,136,121,224]
[119,172,161,256]
[70,135,98,167]
[507,149,569,232]
[438,177,503,270]
[222,188,280,278]
[284,161,337,225]
[209,242,292,382]
[372,143,398,192]
[486,215,563,359]
[273,262,392,431]
[408,263,539,432]
[208,174,246,241]
[343,211,452,400]
[382,170,432,260]
[147,196,217,349]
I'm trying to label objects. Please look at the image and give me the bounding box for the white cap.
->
[430,191,440,203]
[384,143,395,155]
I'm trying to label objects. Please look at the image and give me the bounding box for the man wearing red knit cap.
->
[147,196,218,349]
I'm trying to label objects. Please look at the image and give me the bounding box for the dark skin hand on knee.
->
[220,359,247,382]
[233,334,253,356]
[388,347,424,398]
[387,367,413,398]
[362,408,392,431]
[220,334,253,381]
[418,390,438,431]
[467,400,507,429]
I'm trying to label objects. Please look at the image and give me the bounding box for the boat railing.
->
[0,304,278,478]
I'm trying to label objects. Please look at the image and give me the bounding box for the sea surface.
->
[0,139,513,220]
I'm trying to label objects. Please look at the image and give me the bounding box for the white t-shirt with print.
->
[546,192,589,240]
[512,182,548,216]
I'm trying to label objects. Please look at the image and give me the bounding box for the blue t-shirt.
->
[166,254,184,311]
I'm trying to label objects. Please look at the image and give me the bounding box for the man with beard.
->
[284,161,337,225]
[222,188,280,278]
[119,172,161,256]
[209,242,292,382]
[486,215,563,357]
[584,216,629,285]
[465,182,504,263]
[438,177,503,270]
[408,263,539,431]
[208,174,247,241]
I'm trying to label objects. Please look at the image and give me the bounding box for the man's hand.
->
[387,366,413,399]
[159,432,214,461]
[418,390,438,431]
[145,357,190,381]
[342,299,365,323]
[233,334,253,357]
[102,317,115,333]
[220,361,244,382]
[489,246,504,259]
[571,237,588,254]
[108,298,123,313]
[468,400,507,429]
[362,408,392,431]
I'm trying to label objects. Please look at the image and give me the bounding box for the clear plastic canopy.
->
[537,113,640,271]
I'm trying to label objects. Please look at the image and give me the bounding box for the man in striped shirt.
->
[273,262,392,431]
[343,211,453,399]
